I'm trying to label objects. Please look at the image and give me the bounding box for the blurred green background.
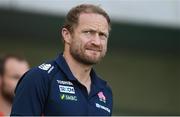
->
[0,9,180,115]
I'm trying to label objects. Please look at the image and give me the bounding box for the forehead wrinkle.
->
[78,13,109,33]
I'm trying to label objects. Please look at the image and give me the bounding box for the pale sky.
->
[0,0,180,28]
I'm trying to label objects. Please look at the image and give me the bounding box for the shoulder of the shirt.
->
[15,59,60,91]
[28,59,59,77]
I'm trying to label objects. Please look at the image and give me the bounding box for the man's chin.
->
[82,60,98,65]
[70,51,104,65]
[83,56,102,65]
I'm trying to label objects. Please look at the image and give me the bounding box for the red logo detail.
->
[98,91,106,103]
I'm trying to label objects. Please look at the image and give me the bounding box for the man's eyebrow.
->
[82,28,96,31]
[99,31,109,37]
[82,28,108,34]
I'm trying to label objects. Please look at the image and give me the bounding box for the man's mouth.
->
[86,48,102,52]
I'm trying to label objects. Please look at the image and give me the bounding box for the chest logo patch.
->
[59,85,75,94]
[98,91,106,103]
[60,94,77,101]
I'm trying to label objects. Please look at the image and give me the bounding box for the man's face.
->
[0,58,29,103]
[69,13,109,65]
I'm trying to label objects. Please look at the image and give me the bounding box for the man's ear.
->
[61,28,72,44]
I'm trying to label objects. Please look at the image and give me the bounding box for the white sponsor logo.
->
[38,63,51,71]
[57,80,73,85]
[60,94,77,101]
[59,85,75,94]
[48,66,54,73]
[95,103,111,113]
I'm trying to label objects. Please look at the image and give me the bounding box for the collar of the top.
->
[55,53,106,89]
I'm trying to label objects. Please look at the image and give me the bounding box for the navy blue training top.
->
[11,54,113,116]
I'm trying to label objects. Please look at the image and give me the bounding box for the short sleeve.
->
[10,68,49,116]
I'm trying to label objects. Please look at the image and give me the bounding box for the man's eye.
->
[84,31,91,34]
[84,31,94,34]
[99,33,108,40]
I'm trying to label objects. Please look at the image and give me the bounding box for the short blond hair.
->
[63,4,111,33]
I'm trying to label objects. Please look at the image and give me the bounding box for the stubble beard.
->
[70,44,106,66]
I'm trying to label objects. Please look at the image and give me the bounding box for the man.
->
[0,54,29,116]
[11,4,113,116]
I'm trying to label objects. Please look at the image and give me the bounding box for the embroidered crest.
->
[98,91,106,103]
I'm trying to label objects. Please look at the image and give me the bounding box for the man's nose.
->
[92,34,101,45]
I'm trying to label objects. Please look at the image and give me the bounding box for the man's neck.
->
[63,52,92,93]
[0,92,11,115]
